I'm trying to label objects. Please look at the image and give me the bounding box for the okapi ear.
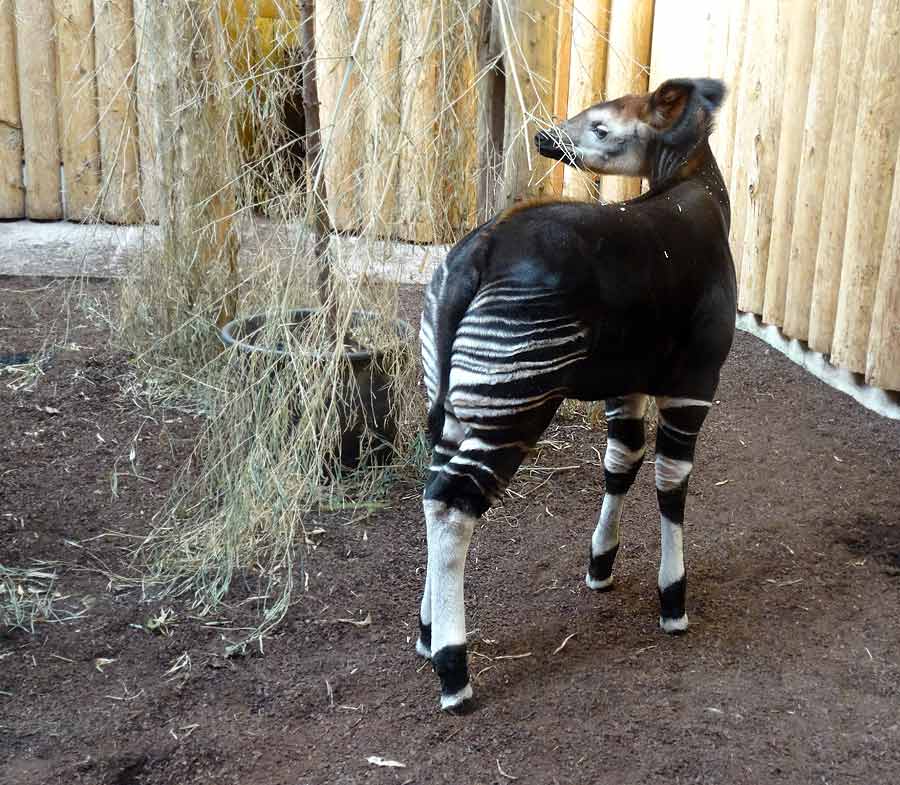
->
[650,78,726,146]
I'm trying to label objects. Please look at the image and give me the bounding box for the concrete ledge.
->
[736,312,900,421]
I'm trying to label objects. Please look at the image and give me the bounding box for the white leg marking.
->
[654,396,712,409]
[425,501,475,656]
[658,514,685,591]
[602,438,645,475]
[655,454,693,492]
[586,493,625,590]
[417,544,432,659]
[440,683,474,711]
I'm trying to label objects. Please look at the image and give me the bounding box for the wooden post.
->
[476,0,506,222]
[0,0,24,218]
[761,0,818,327]
[563,0,610,200]
[808,0,875,354]
[713,0,748,185]
[54,0,102,222]
[15,0,63,220]
[398,0,441,241]
[133,0,160,222]
[648,1,724,90]
[599,0,653,203]
[866,140,900,390]
[316,0,363,231]
[500,0,559,206]
[782,0,847,340]
[150,0,239,328]
[361,0,401,235]
[550,0,573,194]
[731,0,789,314]
[93,0,143,224]
[830,0,900,373]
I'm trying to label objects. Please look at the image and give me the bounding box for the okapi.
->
[417,78,736,711]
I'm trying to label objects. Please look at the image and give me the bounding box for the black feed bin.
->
[220,308,414,471]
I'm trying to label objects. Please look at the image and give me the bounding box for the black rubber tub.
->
[220,308,414,471]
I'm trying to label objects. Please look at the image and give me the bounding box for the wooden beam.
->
[830,0,900,373]
[713,0,748,186]
[93,0,143,223]
[600,0,653,203]
[807,0,875,354]
[54,0,102,221]
[733,0,789,314]
[15,0,63,219]
[550,0,573,194]
[866,139,900,391]
[563,0,609,200]
[0,0,24,218]
[782,0,847,340]
[316,0,363,231]
[361,0,401,236]
[500,0,559,206]
[133,0,160,222]
[762,0,818,327]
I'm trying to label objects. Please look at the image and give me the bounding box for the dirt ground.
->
[2,275,899,785]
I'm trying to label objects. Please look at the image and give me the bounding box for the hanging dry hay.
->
[111,0,587,648]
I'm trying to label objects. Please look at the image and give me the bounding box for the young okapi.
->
[417,78,736,711]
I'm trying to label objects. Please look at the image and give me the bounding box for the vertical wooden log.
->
[866,140,900,390]
[54,0,102,221]
[563,0,609,200]
[133,0,159,222]
[599,0,653,203]
[649,1,719,89]
[761,0,818,327]
[0,0,25,218]
[713,0,748,185]
[550,0,573,194]
[398,0,441,241]
[150,0,239,328]
[15,0,63,220]
[500,0,559,205]
[93,0,143,224]
[830,0,900,373]
[360,0,401,235]
[476,0,505,222]
[316,0,362,231]
[0,2,24,218]
[808,0,875,353]
[732,0,789,313]
[782,0,847,340]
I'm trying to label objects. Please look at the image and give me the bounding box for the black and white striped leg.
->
[587,394,648,590]
[418,399,560,711]
[654,397,710,634]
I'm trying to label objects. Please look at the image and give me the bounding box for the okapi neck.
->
[647,137,714,190]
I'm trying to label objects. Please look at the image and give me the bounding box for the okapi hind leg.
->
[654,396,711,634]
[586,394,649,590]
[419,401,561,711]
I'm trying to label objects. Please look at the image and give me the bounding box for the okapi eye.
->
[593,125,608,140]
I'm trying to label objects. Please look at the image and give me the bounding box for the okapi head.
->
[535,78,726,179]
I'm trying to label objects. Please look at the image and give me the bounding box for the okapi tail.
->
[422,224,492,446]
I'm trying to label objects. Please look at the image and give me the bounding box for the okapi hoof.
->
[586,544,618,591]
[659,613,689,634]
[416,620,432,659]
[432,644,472,712]
[585,572,614,592]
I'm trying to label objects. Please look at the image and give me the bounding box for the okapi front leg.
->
[654,397,710,633]
[587,394,648,590]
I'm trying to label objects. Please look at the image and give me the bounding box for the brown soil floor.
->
[1,276,899,785]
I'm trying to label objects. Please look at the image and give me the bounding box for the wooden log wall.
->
[2,0,899,393]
